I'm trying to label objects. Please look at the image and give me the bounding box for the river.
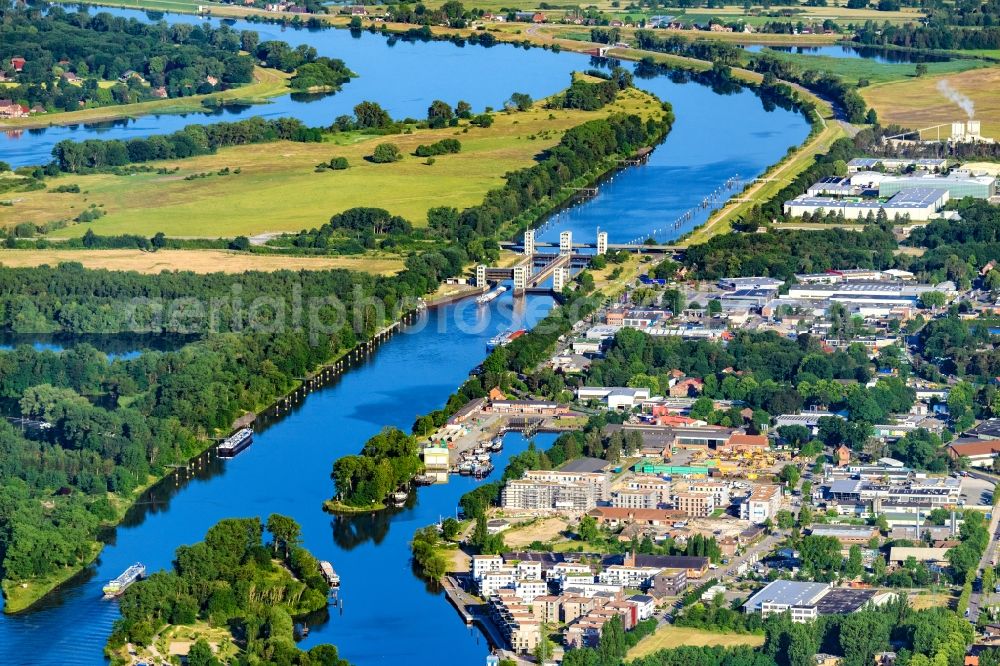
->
[0,9,810,664]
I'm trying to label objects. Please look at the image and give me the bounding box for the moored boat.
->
[218,427,253,457]
[319,560,340,587]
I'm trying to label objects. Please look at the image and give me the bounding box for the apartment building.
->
[501,478,597,511]
[651,568,688,597]
[674,491,716,517]
[501,469,609,511]
[612,488,661,510]
[490,590,542,654]
[599,565,663,589]
[625,475,672,504]
[741,484,782,524]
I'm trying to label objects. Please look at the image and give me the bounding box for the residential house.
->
[0,100,29,118]
[669,378,704,398]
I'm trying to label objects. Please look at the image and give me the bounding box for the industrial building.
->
[807,524,879,545]
[786,281,939,307]
[878,171,996,200]
[846,157,948,173]
[744,580,892,622]
[743,580,831,621]
[946,438,1000,467]
[783,188,949,222]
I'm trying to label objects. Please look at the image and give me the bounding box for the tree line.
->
[51,117,323,172]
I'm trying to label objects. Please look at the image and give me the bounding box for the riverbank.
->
[11,86,664,238]
[684,114,846,246]
[0,305,420,614]
[0,542,104,614]
[26,0,832,251]
[0,67,291,131]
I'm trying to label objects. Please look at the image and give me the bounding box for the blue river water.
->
[0,10,810,664]
[743,43,949,64]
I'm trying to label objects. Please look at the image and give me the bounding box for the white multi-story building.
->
[480,569,517,597]
[599,565,663,589]
[515,579,548,603]
[472,555,504,580]
[612,489,661,510]
[741,484,781,524]
[551,563,593,582]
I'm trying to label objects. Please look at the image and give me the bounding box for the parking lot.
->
[960,475,994,507]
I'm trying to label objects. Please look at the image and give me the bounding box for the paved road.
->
[965,470,999,622]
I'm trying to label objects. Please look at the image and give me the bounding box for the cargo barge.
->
[218,427,253,457]
[103,563,145,598]
[486,328,526,351]
[476,285,508,305]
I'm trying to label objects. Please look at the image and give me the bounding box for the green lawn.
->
[743,48,988,85]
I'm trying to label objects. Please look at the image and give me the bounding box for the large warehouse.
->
[783,188,949,222]
[878,171,997,200]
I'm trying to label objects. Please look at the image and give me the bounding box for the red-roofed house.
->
[669,377,704,398]
[726,433,769,453]
[946,439,1000,467]
[0,100,29,118]
[10,56,26,72]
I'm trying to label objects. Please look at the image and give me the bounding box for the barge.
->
[103,563,145,598]
[476,285,508,305]
[218,427,253,457]
[319,560,340,587]
[486,328,526,351]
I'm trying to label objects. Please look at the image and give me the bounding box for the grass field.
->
[0,249,405,274]
[909,592,956,611]
[626,626,766,660]
[502,517,568,547]
[0,67,290,130]
[8,87,663,239]
[862,67,1000,139]
[744,49,987,85]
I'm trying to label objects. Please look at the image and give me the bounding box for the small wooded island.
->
[105,514,349,666]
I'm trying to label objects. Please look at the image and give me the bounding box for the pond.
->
[0,332,196,359]
[744,43,950,64]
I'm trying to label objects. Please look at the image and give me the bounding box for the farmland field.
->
[626,626,766,660]
[7,86,664,239]
[862,68,1000,139]
[0,249,405,274]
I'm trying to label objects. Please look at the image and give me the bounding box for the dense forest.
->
[106,515,351,666]
[0,6,353,114]
[683,225,897,280]
[330,428,422,507]
[0,244,471,587]
[855,0,1000,50]
[51,116,324,172]
[559,68,634,111]
[0,6,257,110]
